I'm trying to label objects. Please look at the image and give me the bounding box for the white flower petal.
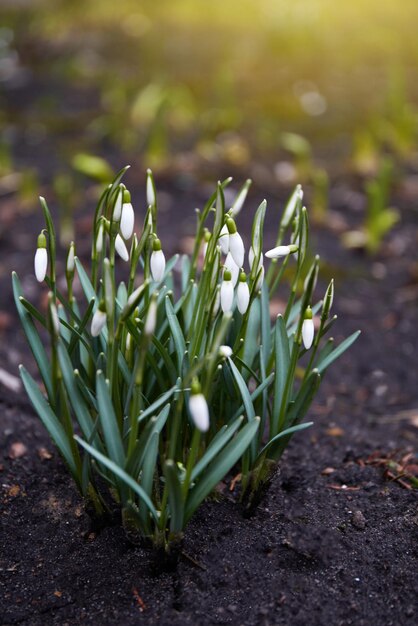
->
[34,248,48,282]
[150,249,166,282]
[120,202,134,240]
[229,231,244,268]
[225,252,239,286]
[146,170,155,206]
[220,279,234,313]
[115,234,129,262]
[219,224,229,255]
[237,281,250,314]
[91,309,107,337]
[265,245,292,259]
[302,318,314,350]
[189,393,210,432]
[96,224,104,253]
[113,189,123,221]
[144,300,157,336]
[66,244,75,273]
[219,345,233,358]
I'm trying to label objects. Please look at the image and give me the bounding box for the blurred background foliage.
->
[1,0,418,225]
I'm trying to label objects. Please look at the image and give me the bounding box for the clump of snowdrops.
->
[13,166,359,550]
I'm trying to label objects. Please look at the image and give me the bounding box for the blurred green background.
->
[1,0,418,191]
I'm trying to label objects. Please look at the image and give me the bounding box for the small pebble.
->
[352,510,366,530]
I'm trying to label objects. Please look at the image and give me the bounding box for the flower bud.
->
[219,224,229,255]
[34,233,48,282]
[91,301,107,337]
[224,252,239,286]
[226,218,244,267]
[265,244,298,259]
[150,238,165,282]
[120,189,134,240]
[146,169,156,207]
[237,272,250,314]
[220,270,234,313]
[96,222,104,254]
[144,298,158,336]
[113,187,123,221]
[302,306,314,350]
[219,345,233,358]
[115,234,129,262]
[66,241,75,275]
[189,386,210,432]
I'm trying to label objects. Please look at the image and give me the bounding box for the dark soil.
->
[1,175,418,626]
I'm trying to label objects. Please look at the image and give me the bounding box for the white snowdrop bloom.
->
[189,392,210,432]
[146,169,156,206]
[265,244,298,259]
[226,218,244,268]
[120,190,134,240]
[237,273,250,314]
[115,234,129,262]
[150,239,166,282]
[91,305,107,337]
[224,252,239,286]
[219,224,229,255]
[144,299,158,336]
[96,223,104,254]
[34,233,48,282]
[219,345,233,358]
[302,307,314,350]
[66,242,75,274]
[220,270,234,313]
[113,188,123,221]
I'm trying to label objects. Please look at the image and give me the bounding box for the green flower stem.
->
[182,428,201,498]
[40,197,57,300]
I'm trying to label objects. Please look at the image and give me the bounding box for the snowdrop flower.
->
[66,241,75,275]
[91,301,107,337]
[265,244,298,259]
[220,269,234,313]
[224,252,239,286]
[144,299,158,336]
[237,272,250,314]
[226,218,244,267]
[189,383,210,432]
[150,238,166,282]
[219,345,233,358]
[96,222,104,254]
[146,169,156,207]
[302,306,314,350]
[34,232,48,282]
[115,234,129,262]
[113,187,123,222]
[219,224,229,255]
[120,189,134,240]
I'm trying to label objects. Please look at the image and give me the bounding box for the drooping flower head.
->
[302,306,314,350]
[120,189,135,240]
[150,237,166,282]
[34,232,48,283]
